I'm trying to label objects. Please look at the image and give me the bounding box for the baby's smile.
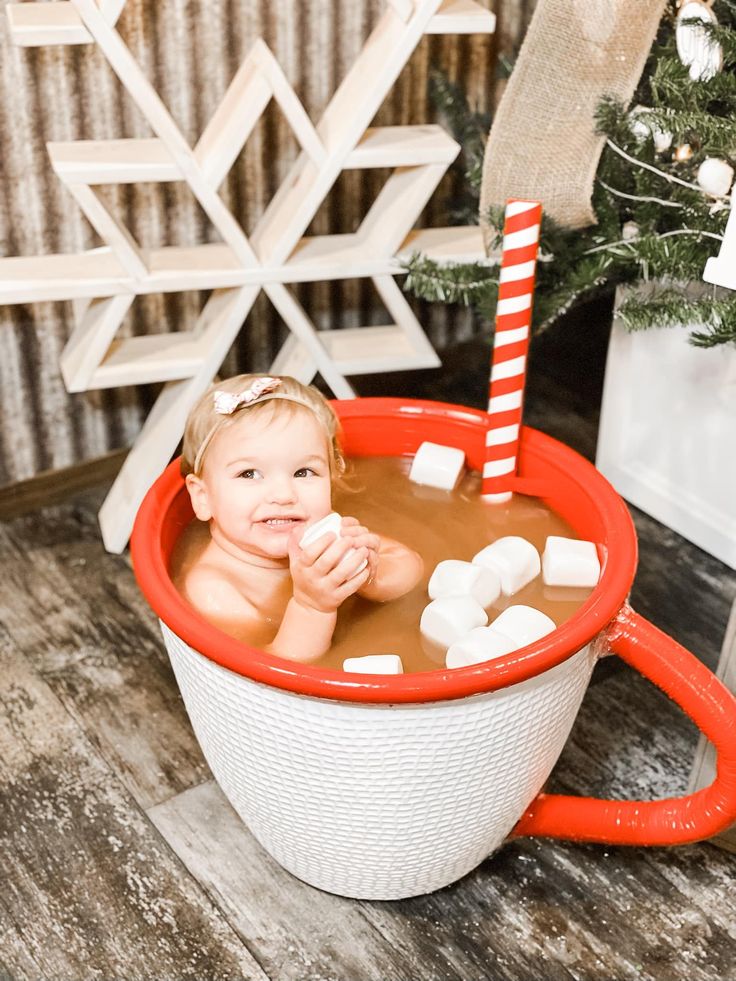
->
[260,516,305,530]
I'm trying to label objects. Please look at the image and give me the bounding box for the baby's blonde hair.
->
[181,374,345,479]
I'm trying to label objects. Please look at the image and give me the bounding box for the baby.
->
[175,374,424,663]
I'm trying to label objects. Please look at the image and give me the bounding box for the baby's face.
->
[191,407,333,561]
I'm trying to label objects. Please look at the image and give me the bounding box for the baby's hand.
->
[338,516,380,585]
[288,523,371,613]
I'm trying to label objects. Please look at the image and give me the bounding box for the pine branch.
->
[428,71,489,152]
[642,107,736,153]
[428,69,488,193]
[613,229,724,282]
[617,287,736,346]
[534,277,614,331]
[402,253,496,306]
[689,19,736,65]
[690,321,736,346]
[465,156,484,193]
[595,97,641,147]
[533,250,624,330]
[480,203,506,250]
[652,58,736,104]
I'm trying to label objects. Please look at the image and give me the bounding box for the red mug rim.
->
[131,397,638,703]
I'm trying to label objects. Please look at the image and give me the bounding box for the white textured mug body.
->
[162,622,596,900]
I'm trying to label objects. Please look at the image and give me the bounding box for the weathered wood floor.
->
[1,331,735,981]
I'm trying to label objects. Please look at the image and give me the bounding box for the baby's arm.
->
[267,531,371,663]
[361,534,424,602]
[181,536,370,663]
[340,518,424,602]
[264,598,338,664]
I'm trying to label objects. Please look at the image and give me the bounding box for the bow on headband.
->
[213,376,282,415]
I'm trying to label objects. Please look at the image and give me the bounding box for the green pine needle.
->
[617,287,736,346]
[403,253,496,307]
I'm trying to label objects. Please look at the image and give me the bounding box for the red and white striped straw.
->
[482,198,543,502]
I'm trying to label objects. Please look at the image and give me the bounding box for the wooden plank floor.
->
[1,325,735,980]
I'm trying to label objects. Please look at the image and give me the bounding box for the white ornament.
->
[630,106,672,153]
[708,199,730,216]
[653,129,674,154]
[622,221,639,241]
[676,1,723,82]
[630,107,650,142]
[697,157,734,197]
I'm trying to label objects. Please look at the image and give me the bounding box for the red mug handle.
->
[512,603,736,845]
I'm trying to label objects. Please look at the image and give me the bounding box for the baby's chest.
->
[239,570,292,622]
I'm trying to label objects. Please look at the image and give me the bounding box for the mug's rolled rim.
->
[131,398,637,704]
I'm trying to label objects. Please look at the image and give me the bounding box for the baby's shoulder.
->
[180,562,257,619]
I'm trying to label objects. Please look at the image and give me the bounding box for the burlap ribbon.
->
[480,0,669,242]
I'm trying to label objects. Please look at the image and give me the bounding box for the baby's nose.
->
[268,475,297,503]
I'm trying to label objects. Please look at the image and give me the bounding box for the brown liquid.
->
[171,455,593,673]
[325,456,592,673]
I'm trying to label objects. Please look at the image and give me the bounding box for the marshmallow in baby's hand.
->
[343,654,404,674]
[300,512,342,548]
[409,441,465,491]
[445,625,518,669]
[491,604,556,646]
[420,596,487,650]
[428,560,501,608]
[300,512,368,572]
[472,536,541,596]
[542,536,601,588]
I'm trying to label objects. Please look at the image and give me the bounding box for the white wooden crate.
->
[596,286,736,570]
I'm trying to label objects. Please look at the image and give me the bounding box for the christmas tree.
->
[406,1,736,348]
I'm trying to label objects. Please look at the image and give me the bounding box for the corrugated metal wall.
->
[0,0,534,485]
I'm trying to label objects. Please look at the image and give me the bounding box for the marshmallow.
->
[445,625,518,669]
[409,441,465,491]
[300,512,368,573]
[420,596,488,650]
[491,605,556,646]
[542,536,601,588]
[472,536,541,596]
[343,654,404,674]
[445,604,556,670]
[299,512,342,548]
[428,560,502,608]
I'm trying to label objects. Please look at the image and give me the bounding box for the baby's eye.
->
[237,468,262,479]
[294,467,316,478]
